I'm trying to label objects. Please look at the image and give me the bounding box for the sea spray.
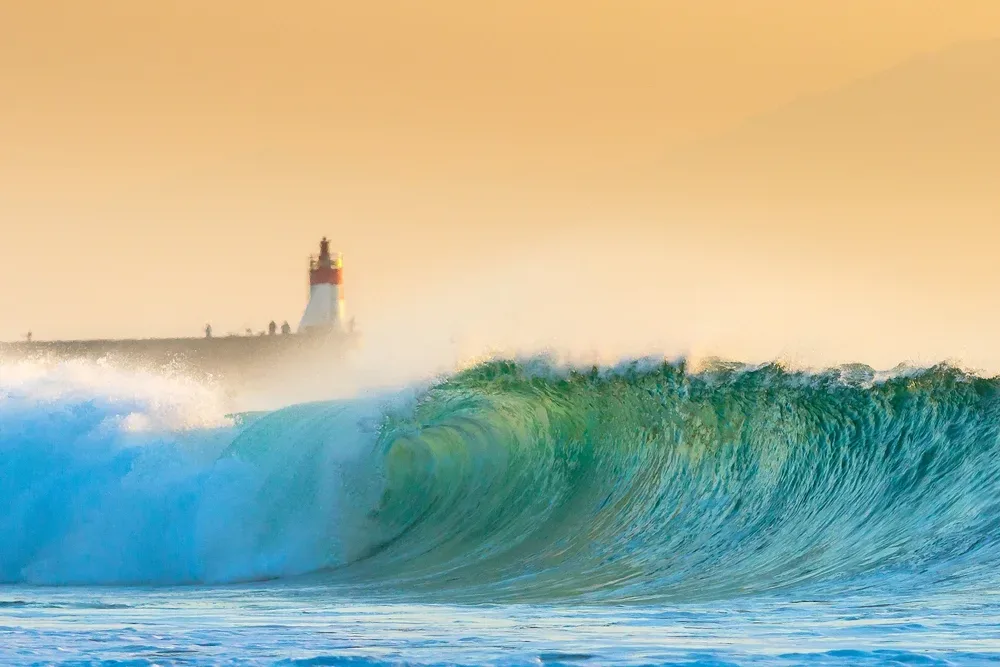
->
[0,360,381,584]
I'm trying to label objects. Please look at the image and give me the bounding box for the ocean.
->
[3,357,1000,665]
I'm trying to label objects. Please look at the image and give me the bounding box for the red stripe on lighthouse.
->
[310,267,342,285]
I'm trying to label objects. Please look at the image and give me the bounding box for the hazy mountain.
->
[665,39,1000,205]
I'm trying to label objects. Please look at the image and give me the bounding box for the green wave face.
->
[329,360,1000,603]
[10,356,996,594]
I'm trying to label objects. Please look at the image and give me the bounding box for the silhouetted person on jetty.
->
[205,324,213,339]
[281,321,291,335]
[268,320,277,336]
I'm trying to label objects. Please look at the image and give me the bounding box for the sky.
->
[1,1,999,371]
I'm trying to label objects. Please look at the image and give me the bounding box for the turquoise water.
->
[4,358,1000,664]
[5,586,1000,665]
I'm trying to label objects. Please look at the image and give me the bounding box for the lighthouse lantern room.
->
[298,237,347,333]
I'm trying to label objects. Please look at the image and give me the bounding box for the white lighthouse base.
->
[299,283,346,333]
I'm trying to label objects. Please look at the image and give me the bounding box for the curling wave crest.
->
[3,358,1000,603]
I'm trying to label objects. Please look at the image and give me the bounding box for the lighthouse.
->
[298,237,347,333]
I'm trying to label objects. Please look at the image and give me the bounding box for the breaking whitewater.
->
[4,356,1000,664]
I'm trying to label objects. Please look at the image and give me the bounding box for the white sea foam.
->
[0,360,381,585]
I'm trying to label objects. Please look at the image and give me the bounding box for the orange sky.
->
[1,1,998,371]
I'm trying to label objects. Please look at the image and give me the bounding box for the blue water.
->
[5,586,1000,665]
[4,358,1000,665]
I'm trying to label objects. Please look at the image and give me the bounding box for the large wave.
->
[3,357,1000,602]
